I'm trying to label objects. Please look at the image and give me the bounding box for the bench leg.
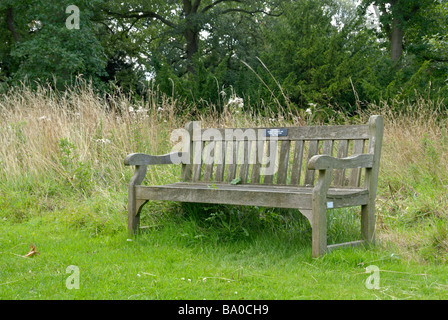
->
[128,185,139,236]
[128,188,148,237]
[311,169,331,258]
[312,203,327,258]
[361,203,375,244]
[127,165,148,237]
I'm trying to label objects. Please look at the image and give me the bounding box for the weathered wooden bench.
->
[125,115,383,257]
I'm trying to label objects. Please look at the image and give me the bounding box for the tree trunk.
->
[185,27,199,75]
[6,7,20,42]
[390,18,403,62]
[183,0,201,75]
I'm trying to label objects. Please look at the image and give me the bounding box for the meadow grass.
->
[1,84,448,299]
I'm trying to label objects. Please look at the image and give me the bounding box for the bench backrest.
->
[181,116,383,189]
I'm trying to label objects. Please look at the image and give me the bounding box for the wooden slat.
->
[214,141,226,182]
[226,140,238,182]
[192,140,204,182]
[239,140,250,183]
[333,140,349,186]
[202,141,215,182]
[251,140,264,183]
[136,184,313,210]
[349,139,365,187]
[263,140,278,184]
[181,121,194,181]
[322,140,334,156]
[277,140,291,185]
[196,125,370,141]
[304,140,319,186]
[290,140,304,185]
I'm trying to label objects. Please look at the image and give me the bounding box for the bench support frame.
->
[125,116,384,257]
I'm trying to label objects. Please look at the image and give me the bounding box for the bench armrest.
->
[124,152,185,166]
[308,154,374,170]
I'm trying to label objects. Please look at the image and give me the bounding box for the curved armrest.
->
[308,154,374,170]
[124,152,185,166]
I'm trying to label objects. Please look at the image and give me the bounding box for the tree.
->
[258,0,387,112]
[100,0,282,77]
[359,0,440,62]
[0,0,107,89]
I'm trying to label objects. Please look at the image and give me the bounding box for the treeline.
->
[1,0,447,115]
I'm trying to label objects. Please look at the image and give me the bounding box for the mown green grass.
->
[1,196,448,300]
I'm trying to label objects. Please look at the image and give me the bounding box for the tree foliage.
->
[0,0,107,90]
[0,0,447,112]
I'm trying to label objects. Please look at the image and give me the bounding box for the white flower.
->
[181,277,185,280]
[305,108,312,115]
[129,107,135,113]
[96,138,111,144]
[227,97,244,109]
[38,116,50,121]
[157,107,164,111]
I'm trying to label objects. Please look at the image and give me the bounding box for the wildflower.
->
[129,107,135,113]
[157,107,164,111]
[227,97,244,109]
[96,138,111,144]
[38,115,50,121]
[305,108,312,115]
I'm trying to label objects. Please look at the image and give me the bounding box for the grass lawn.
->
[2,210,448,300]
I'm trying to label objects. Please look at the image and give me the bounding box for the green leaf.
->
[230,177,241,185]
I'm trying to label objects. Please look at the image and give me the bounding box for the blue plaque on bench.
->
[265,128,288,137]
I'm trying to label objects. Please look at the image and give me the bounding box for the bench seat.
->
[135,182,369,224]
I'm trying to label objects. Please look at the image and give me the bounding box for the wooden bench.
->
[125,115,384,257]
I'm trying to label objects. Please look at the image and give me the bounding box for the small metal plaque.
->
[265,128,288,137]
[327,201,334,209]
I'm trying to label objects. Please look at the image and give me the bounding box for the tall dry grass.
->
[1,83,448,261]
[360,98,448,262]
[0,83,301,188]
